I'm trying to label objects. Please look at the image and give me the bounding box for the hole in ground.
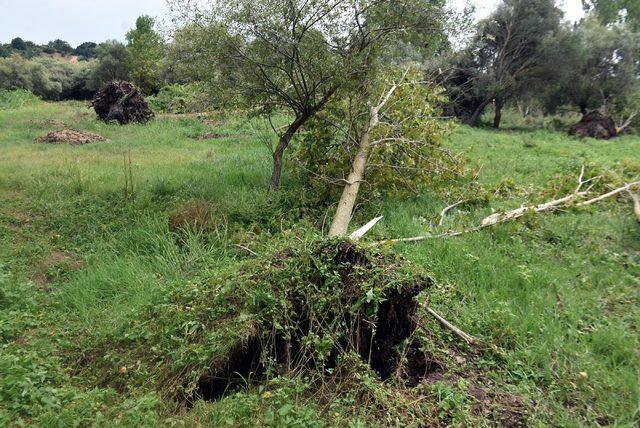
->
[196,335,264,402]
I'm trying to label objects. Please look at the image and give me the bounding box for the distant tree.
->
[10,37,26,51]
[0,44,12,58]
[0,55,60,99]
[75,42,98,59]
[440,0,561,128]
[46,39,74,55]
[88,41,130,90]
[126,15,164,94]
[538,16,640,117]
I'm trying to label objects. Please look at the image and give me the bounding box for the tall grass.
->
[0,100,638,425]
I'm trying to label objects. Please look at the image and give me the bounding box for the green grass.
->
[1,99,639,426]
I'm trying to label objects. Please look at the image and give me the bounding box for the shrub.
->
[147,83,212,114]
[0,89,40,110]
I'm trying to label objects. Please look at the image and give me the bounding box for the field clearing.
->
[1,101,639,426]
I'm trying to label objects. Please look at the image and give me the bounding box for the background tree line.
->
[1,0,638,132]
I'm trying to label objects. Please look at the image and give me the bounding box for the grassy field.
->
[1,99,639,426]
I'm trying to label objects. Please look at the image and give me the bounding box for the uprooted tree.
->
[92,81,154,124]
[168,0,449,192]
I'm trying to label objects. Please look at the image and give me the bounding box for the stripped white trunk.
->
[327,72,406,237]
[328,106,378,237]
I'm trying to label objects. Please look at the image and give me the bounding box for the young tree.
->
[126,15,165,94]
[169,0,447,192]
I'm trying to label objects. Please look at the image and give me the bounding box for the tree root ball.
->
[92,81,154,124]
[569,111,618,140]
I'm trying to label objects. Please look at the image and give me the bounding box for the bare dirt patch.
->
[194,133,238,140]
[33,250,84,288]
[46,119,66,127]
[36,129,108,145]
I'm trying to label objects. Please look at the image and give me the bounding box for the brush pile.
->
[91,81,154,124]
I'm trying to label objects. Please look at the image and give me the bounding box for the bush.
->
[147,83,211,114]
[0,89,40,110]
[0,55,95,101]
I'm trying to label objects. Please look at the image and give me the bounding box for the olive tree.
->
[168,0,447,192]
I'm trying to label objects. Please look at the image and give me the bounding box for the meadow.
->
[1,99,639,426]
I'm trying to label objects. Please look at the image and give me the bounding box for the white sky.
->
[0,0,585,47]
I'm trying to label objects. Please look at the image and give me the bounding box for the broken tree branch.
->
[350,216,384,239]
[377,174,640,245]
[575,181,640,207]
[626,190,640,223]
[420,302,478,346]
[438,199,468,227]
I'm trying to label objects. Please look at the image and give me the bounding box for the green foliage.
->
[584,0,640,30]
[0,89,40,110]
[298,68,464,203]
[75,42,98,59]
[539,16,640,116]
[88,40,130,91]
[0,55,95,100]
[147,83,211,113]
[126,15,165,94]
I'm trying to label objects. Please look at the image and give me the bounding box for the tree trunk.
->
[579,104,587,116]
[268,115,307,193]
[327,76,402,236]
[267,87,338,193]
[328,128,372,237]
[466,100,490,127]
[493,98,503,129]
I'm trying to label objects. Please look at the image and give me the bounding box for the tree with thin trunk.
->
[169,0,447,191]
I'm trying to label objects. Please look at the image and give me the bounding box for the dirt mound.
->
[195,240,433,400]
[569,111,618,139]
[92,81,154,124]
[36,129,108,145]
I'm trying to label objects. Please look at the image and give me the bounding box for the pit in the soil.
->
[196,241,435,401]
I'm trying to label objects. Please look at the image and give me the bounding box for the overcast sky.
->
[1,0,585,48]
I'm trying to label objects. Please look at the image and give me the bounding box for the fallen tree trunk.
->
[379,175,640,245]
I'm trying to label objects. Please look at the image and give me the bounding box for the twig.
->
[438,199,468,226]
[576,181,640,207]
[233,244,259,257]
[419,302,478,346]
